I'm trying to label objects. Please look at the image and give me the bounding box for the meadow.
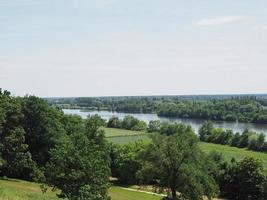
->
[0,178,161,200]
[105,128,267,165]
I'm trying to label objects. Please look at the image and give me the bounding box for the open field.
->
[104,128,150,144]
[105,128,267,165]
[199,142,267,165]
[0,178,161,200]
[103,128,148,137]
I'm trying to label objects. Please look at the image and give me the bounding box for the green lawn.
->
[104,128,150,144]
[105,128,267,165]
[199,142,267,165]
[0,178,59,200]
[109,186,161,200]
[103,128,147,137]
[0,178,161,200]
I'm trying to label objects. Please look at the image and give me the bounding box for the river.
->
[63,109,267,135]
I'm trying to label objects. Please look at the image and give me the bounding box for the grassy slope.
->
[199,142,267,165]
[109,187,161,200]
[105,128,267,165]
[0,178,160,200]
[0,178,58,200]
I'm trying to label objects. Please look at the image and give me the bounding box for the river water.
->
[63,109,267,135]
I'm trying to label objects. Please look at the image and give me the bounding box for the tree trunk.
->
[171,187,177,200]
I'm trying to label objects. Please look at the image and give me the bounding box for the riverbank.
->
[104,128,267,166]
[63,109,267,136]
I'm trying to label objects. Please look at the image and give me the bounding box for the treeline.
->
[107,116,267,154]
[109,123,267,200]
[199,121,267,152]
[0,89,110,200]
[157,98,267,123]
[49,96,267,124]
[107,116,147,131]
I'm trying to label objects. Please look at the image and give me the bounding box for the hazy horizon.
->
[1,0,267,97]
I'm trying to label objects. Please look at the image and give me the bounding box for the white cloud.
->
[196,16,244,27]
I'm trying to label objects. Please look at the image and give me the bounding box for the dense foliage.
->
[0,89,110,200]
[199,121,267,152]
[109,142,145,185]
[46,116,110,200]
[107,116,147,131]
[209,152,267,200]
[137,133,218,200]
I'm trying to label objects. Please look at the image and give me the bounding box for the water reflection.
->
[63,109,267,135]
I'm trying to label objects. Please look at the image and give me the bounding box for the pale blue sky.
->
[1,0,267,97]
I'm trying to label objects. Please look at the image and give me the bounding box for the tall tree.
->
[138,133,218,200]
[21,96,66,166]
[46,115,110,200]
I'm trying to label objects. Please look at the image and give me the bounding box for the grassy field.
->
[103,128,147,137]
[104,128,150,144]
[105,128,267,165]
[199,142,267,165]
[0,178,161,200]
[0,178,59,200]
[109,187,161,200]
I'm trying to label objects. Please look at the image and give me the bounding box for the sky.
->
[0,0,267,97]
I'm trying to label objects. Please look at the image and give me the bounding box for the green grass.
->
[0,178,59,200]
[107,134,150,144]
[199,142,267,165]
[103,128,147,137]
[0,178,161,200]
[104,128,150,144]
[105,128,267,165]
[109,186,161,200]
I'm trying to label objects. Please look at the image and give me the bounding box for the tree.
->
[131,121,147,131]
[199,121,214,141]
[231,132,241,147]
[238,129,251,148]
[107,116,121,128]
[147,120,161,132]
[46,116,110,200]
[138,133,218,200]
[220,157,267,200]
[21,96,66,166]
[121,115,138,130]
[110,142,145,184]
[0,93,38,180]
[85,114,106,136]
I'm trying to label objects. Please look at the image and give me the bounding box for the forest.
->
[47,95,267,123]
[1,89,267,200]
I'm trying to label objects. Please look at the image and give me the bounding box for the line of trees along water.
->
[47,96,267,124]
[2,89,267,200]
[106,115,267,153]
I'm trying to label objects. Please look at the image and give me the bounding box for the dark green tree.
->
[138,133,218,200]
[220,157,267,200]
[46,116,110,200]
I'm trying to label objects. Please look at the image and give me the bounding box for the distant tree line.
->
[157,98,267,124]
[49,96,267,124]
